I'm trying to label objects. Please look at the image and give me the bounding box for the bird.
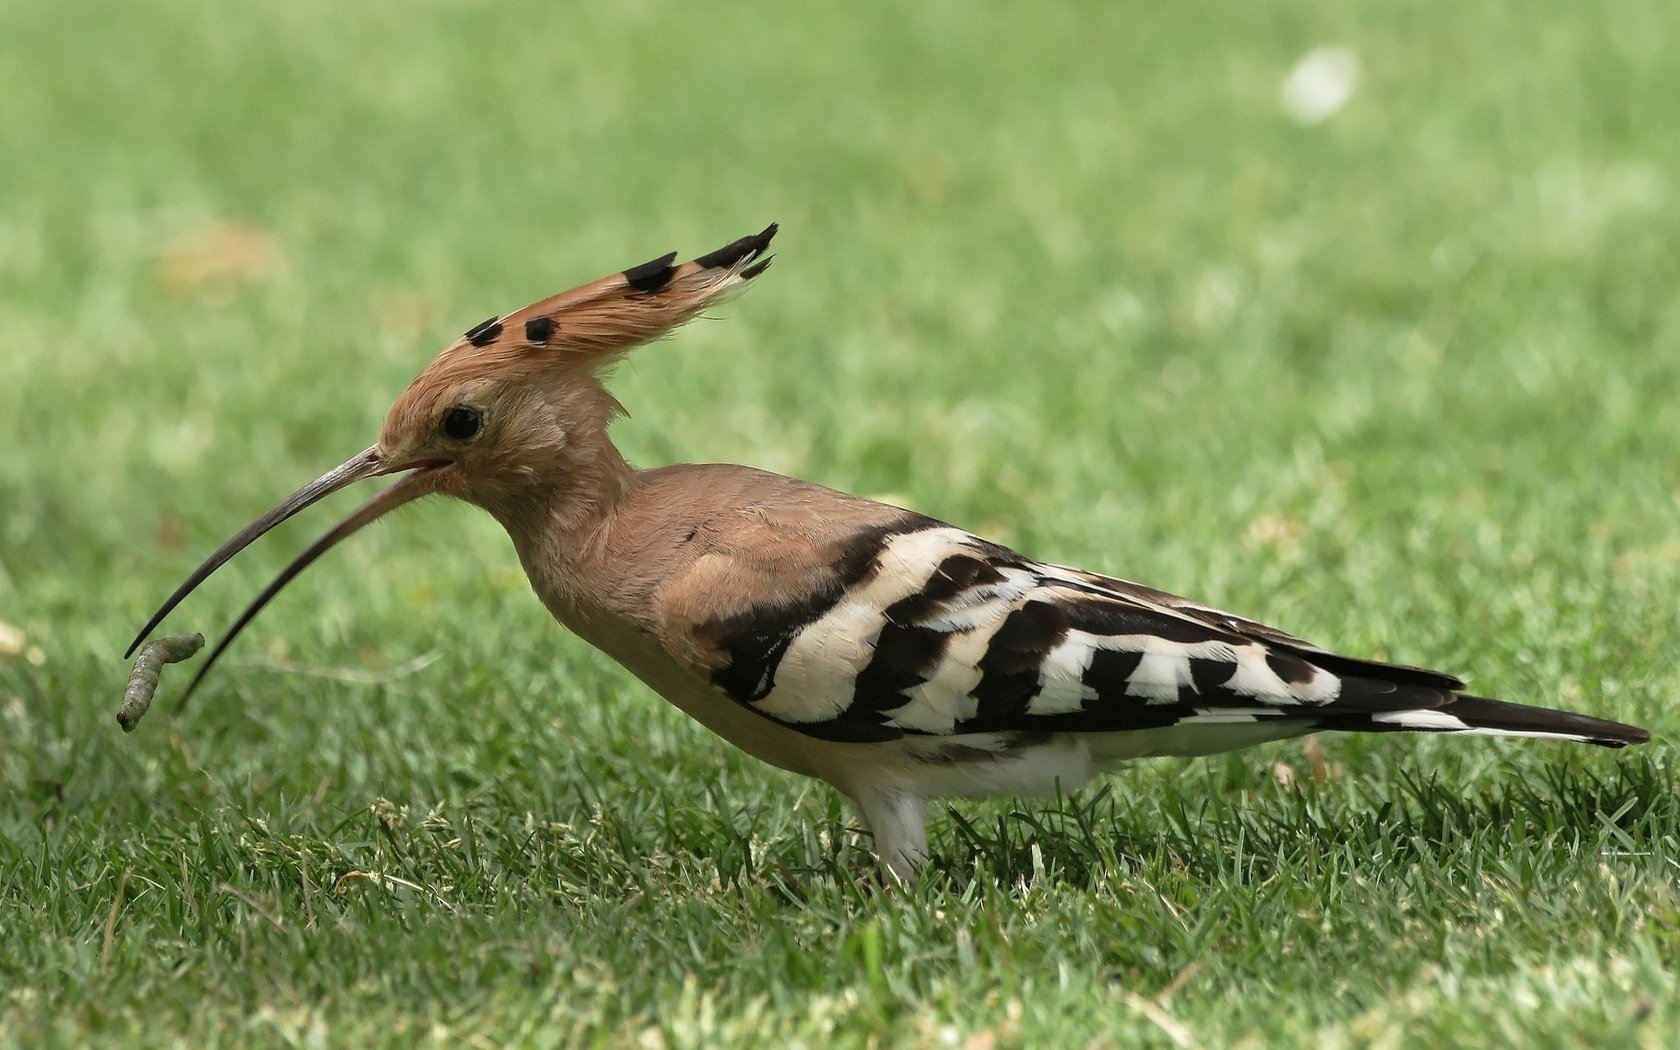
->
[128,223,1651,880]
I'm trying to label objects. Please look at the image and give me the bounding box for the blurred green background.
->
[2,1,1677,1046]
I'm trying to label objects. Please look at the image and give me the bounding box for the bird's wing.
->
[677,512,1466,743]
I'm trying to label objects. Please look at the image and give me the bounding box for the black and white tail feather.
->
[708,514,1650,752]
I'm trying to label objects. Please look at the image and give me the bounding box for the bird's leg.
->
[849,787,928,883]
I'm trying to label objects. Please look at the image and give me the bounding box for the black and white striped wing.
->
[700,519,1466,743]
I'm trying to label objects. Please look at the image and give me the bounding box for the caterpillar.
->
[118,633,204,732]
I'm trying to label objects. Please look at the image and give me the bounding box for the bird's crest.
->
[434,222,777,374]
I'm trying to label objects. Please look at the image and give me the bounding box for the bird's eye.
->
[442,405,482,440]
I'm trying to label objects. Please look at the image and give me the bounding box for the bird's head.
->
[127,224,777,702]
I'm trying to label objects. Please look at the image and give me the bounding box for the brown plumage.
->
[128,224,1649,880]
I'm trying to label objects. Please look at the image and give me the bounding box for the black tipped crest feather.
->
[524,316,556,344]
[464,316,502,347]
[696,223,779,270]
[623,251,679,293]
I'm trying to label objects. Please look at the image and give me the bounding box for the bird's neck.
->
[488,437,631,542]
[479,431,639,607]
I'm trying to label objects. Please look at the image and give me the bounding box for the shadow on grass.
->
[921,748,1678,893]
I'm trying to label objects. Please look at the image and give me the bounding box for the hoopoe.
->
[129,224,1650,879]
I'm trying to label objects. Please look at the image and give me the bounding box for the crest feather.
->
[443,223,778,367]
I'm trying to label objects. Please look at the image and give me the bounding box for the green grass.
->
[3,0,1678,1044]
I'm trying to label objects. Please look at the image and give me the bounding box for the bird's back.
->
[544,463,1646,781]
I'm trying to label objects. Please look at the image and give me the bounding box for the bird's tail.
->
[1334,694,1650,749]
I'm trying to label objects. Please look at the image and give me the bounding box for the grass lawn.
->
[3,0,1679,1044]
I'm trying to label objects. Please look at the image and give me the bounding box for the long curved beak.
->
[125,444,445,707]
